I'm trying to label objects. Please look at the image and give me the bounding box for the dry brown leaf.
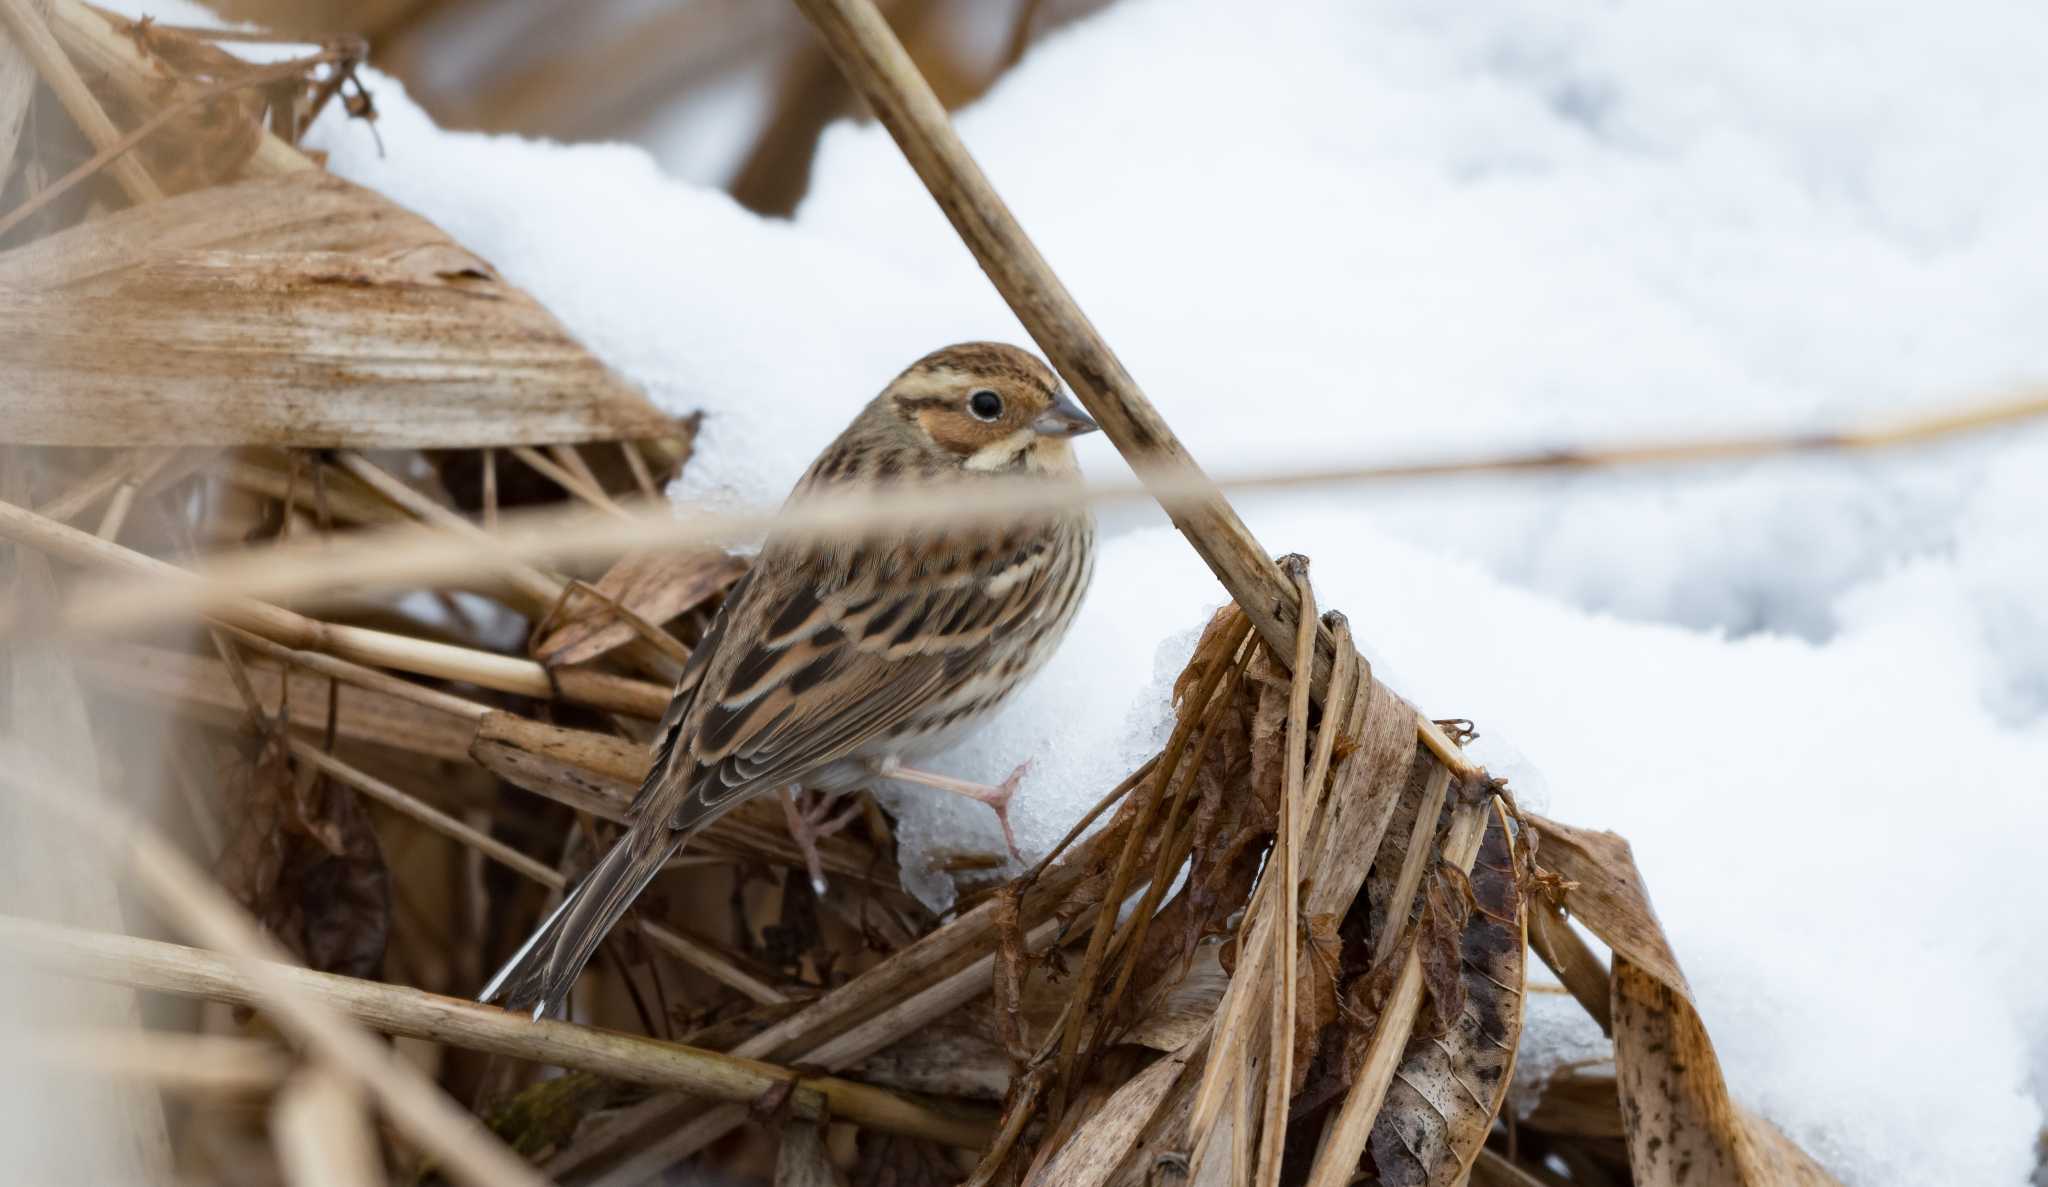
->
[215,734,390,981]
[1290,911,1343,1092]
[532,549,745,667]
[1614,961,1839,1187]
[1368,805,1527,1187]
[1526,813,1688,996]
[1531,815,1842,1187]
[1029,1039,1203,1187]
[0,171,671,446]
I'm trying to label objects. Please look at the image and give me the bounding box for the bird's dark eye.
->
[967,389,1004,421]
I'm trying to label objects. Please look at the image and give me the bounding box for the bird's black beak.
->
[1031,392,1100,438]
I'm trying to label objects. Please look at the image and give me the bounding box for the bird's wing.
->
[641,522,1075,834]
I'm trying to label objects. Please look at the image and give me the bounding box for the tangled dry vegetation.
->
[0,2,1850,1185]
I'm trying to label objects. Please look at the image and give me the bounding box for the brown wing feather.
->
[643,517,1075,834]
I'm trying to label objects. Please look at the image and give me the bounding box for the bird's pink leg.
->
[872,757,1028,861]
[778,787,863,895]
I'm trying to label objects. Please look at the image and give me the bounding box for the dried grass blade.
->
[1300,796,1493,1187]
[1254,558,1318,1187]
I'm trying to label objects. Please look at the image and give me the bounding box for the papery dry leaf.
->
[215,734,389,980]
[1368,806,1527,1187]
[532,549,746,667]
[1413,860,1476,1038]
[1290,911,1343,1092]
[1525,814,1687,995]
[99,18,269,193]
[1029,1039,1203,1187]
[214,734,296,917]
[1123,944,1228,1054]
[0,171,670,446]
[1530,815,1841,1187]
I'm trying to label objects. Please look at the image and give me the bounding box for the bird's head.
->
[880,342,1099,476]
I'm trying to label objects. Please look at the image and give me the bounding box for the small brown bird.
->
[483,343,1098,1016]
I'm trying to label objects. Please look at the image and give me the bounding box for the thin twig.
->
[1,913,992,1149]
[510,445,632,518]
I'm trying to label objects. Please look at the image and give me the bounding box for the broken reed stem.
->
[0,748,548,1187]
[1,916,991,1149]
[272,1068,382,1187]
[0,496,670,717]
[1257,559,1318,1187]
[0,0,161,205]
[1300,799,1497,1187]
[292,741,789,1006]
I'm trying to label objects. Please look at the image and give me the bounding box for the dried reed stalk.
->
[0,496,671,716]
[2,915,992,1149]
[35,380,2040,649]
[272,1068,382,1187]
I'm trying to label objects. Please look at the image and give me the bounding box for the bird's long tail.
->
[479,825,682,1019]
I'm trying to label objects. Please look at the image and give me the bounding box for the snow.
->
[95,0,2048,1180]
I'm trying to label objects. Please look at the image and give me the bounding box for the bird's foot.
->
[778,786,863,896]
[872,757,1028,862]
